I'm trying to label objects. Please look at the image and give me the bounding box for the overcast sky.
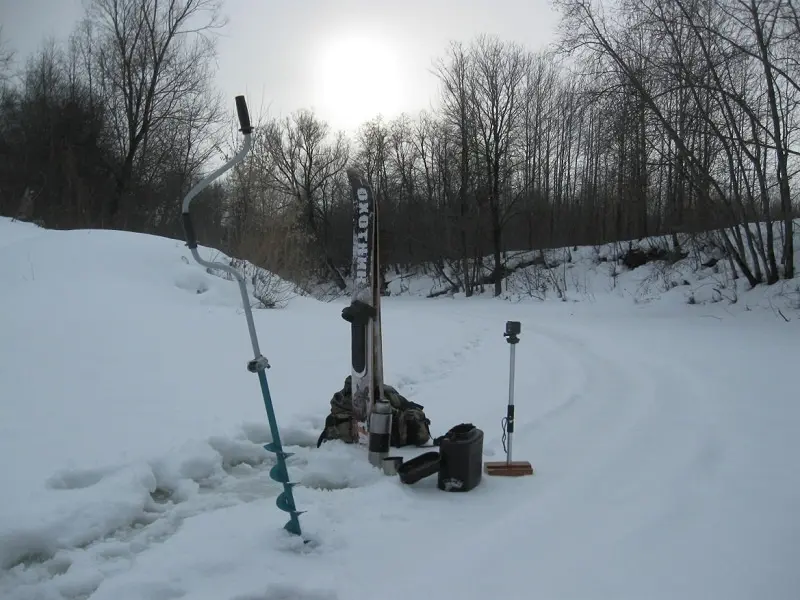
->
[1,0,561,133]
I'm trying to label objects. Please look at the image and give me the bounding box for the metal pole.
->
[485,320,533,478]
[507,342,516,464]
[503,321,521,466]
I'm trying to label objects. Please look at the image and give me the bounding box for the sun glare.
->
[311,31,404,132]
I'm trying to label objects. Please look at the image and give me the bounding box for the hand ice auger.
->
[180,95,303,537]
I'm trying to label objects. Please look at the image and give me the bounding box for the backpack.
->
[317,375,432,448]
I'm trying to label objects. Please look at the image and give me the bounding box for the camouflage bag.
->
[317,375,432,448]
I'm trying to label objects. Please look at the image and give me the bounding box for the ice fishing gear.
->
[341,168,388,464]
[397,451,440,485]
[437,423,484,492]
[315,377,432,449]
[382,456,403,476]
[368,398,392,468]
[180,95,303,537]
[391,423,485,491]
[485,321,535,477]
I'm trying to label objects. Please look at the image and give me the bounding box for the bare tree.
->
[554,0,798,286]
[433,41,481,296]
[469,35,530,295]
[0,26,14,85]
[262,109,350,289]
[86,0,225,225]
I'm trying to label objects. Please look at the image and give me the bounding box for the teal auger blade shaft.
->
[264,442,294,461]
[257,369,303,537]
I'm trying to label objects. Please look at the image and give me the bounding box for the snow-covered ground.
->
[1,216,798,600]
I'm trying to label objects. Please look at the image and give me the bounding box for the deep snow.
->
[1,216,798,600]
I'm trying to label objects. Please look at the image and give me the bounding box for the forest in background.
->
[1,0,798,297]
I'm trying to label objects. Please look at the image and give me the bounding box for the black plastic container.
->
[397,451,440,484]
[437,423,483,492]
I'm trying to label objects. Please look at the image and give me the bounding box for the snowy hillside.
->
[384,223,800,316]
[1,216,798,600]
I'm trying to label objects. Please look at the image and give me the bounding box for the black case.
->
[437,423,483,492]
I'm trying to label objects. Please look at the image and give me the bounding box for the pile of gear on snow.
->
[316,375,432,448]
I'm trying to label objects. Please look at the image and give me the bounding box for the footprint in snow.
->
[231,585,337,600]
[45,466,116,490]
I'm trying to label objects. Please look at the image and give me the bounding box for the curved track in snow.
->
[375,303,798,600]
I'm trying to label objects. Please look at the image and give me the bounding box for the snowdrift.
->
[384,222,800,316]
[0,219,327,563]
[1,216,798,600]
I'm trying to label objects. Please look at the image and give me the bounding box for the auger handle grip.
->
[235,95,252,134]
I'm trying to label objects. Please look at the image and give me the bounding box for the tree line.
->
[1,0,797,297]
[0,0,226,236]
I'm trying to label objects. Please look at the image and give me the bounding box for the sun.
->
[310,31,404,132]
